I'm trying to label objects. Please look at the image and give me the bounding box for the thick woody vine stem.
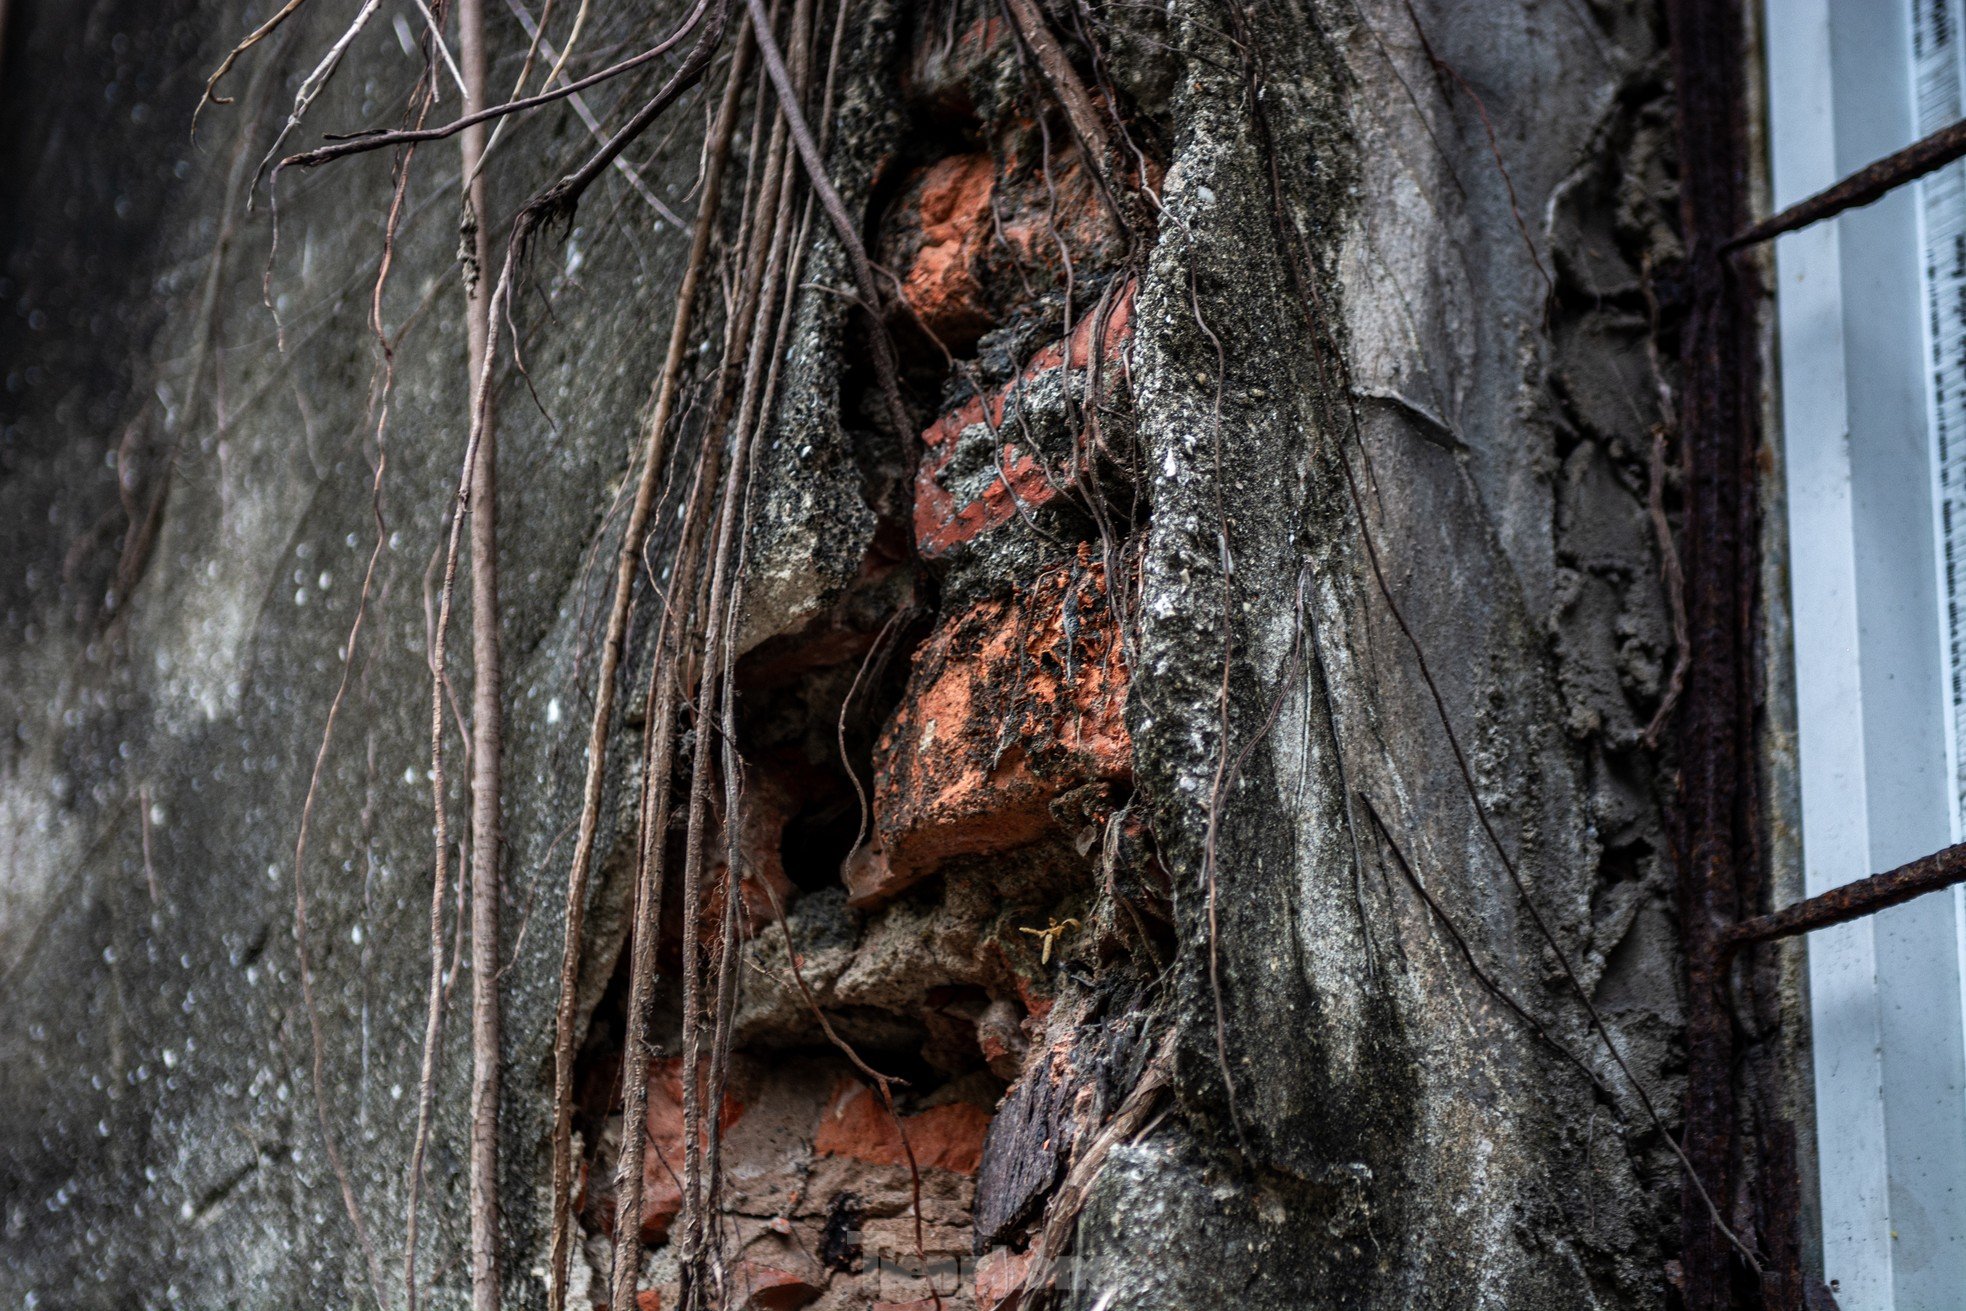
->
[605,22,780,1309]
[392,21,462,1310]
[395,7,733,1310]
[703,2,817,1288]
[606,439,718,1311]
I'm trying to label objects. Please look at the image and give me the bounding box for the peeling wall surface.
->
[0,1,1697,1308]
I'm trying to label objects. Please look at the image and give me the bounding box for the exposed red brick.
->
[913,281,1133,560]
[975,1247,1034,1311]
[850,551,1130,905]
[880,108,1125,360]
[636,1292,663,1311]
[890,153,999,347]
[635,1059,748,1243]
[745,774,798,913]
[813,1079,992,1176]
[729,1260,823,1311]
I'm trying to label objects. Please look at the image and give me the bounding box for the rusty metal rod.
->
[1667,0,1777,1298]
[1725,842,1966,951]
[1728,117,1966,250]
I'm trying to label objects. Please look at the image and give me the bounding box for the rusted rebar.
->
[1725,843,1966,951]
[1664,0,1786,1303]
[1728,117,1966,251]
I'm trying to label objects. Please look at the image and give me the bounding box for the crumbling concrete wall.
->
[0,1,1692,1308]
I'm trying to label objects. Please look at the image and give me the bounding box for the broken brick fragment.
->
[990,124,1124,276]
[1008,969,1055,1025]
[851,552,1130,905]
[729,1260,824,1311]
[975,1246,1034,1311]
[880,122,1123,358]
[889,153,999,348]
[813,1079,992,1176]
[662,774,797,958]
[974,997,1030,1081]
[913,281,1133,560]
[706,771,798,937]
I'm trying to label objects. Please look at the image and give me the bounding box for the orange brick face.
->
[974,1247,1034,1311]
[889,153,1000,348]
[850,553,1131,906]
[727,1260,825,1311]
[912,281,1135,561]
[814,1079,992,1176]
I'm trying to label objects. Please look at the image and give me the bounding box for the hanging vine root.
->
[195,0,312,127]
[454,5,508,1309]
[546,16,754,1309]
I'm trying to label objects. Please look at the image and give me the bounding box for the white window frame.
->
[1767,1,1966,1305]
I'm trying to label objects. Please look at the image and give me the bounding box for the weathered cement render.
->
[1070,3,1688,1307]
[1,1,1692,1308]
